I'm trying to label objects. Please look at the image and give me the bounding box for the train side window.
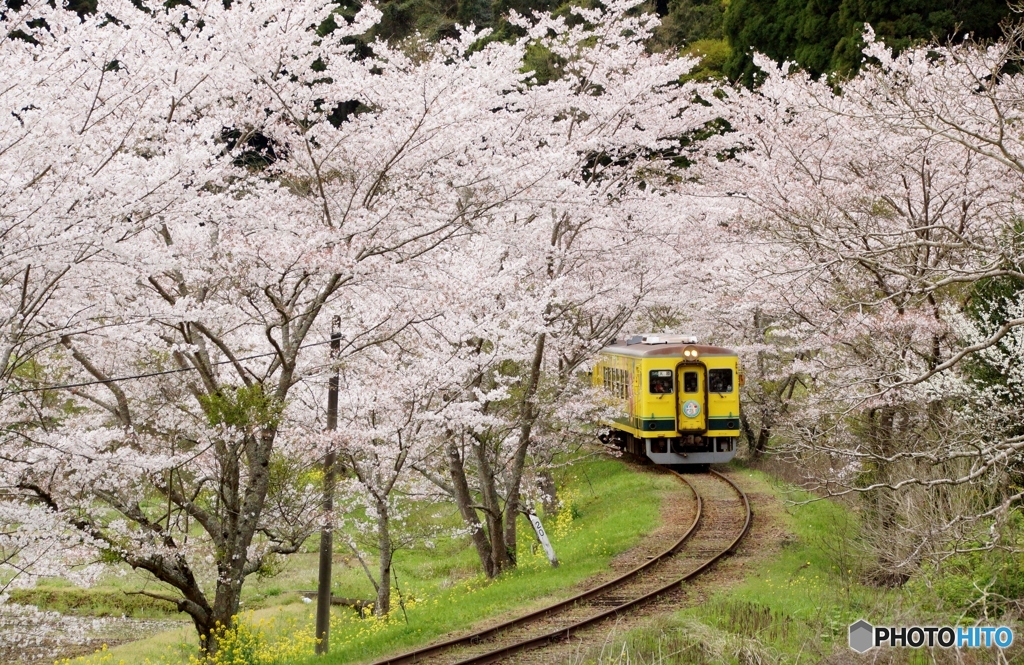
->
[683,371,698,393]
[708,369,733,393]
[649,370,673,394]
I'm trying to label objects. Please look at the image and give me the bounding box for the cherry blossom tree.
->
[398,0,726,576]
[0,0,233,600]
[0,0,589,647]
[710,28,1024,578]
[326,331,462,616]
[0,0,738,647]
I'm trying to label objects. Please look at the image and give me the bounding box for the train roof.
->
[600,336,737,358]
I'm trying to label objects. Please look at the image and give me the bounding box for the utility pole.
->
[316,318,341,655]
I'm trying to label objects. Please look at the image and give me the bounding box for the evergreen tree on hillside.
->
[660,0,726,45]
[328,0,726,59]
[331,0,560,49]
[724,0,1010,85]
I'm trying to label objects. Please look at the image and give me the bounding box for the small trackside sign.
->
[527,512,559,568]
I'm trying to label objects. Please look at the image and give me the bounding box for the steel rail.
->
[450,468,752,664]
[372,469,703,665]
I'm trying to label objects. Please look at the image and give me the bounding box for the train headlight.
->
[683,347,698,358]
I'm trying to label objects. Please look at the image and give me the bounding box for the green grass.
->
[60,456,679,665]
[8,587,182,618]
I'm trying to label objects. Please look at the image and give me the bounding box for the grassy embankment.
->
[575,463,1024,664]
[51,456,679,665]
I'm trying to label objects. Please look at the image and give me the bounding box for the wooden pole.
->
[316,319,341,655]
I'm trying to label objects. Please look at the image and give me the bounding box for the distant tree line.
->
[331,0,1012,84]
[25,0,1012,83]
[723,0,1011,84]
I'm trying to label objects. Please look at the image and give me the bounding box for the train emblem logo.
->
[682,400,701,418]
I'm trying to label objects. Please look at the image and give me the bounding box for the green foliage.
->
[267,451,318,498]
[327,0,463,46]
[659,0,726,47]
[197,385,283,430]
[7,357,82,423]
[723,0,1011,85]
[723,0,841,85]
[681,38,732,80]
[521,42,568,85]
[457,0,493,28]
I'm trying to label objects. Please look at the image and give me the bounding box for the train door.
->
[626,362,634,420]
[676,365,707,432]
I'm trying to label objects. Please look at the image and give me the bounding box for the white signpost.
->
[527,512,559,568]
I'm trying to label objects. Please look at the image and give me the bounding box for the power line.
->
[7,338,337,395]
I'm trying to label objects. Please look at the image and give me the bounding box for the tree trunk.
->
[375,499,392,616]
[532,442,558,515]
[503,333,547,563]
[754,422,771,459]
[473,438,512,573]
[446,438,495,577]
[740,412,762,459]
[537,470,558,515]
[196,588,241,658]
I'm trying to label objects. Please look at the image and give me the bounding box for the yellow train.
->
[593,335,741,465]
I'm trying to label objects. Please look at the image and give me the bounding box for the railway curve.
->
[372,467,752,665]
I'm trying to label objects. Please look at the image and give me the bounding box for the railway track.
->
[372,467,752,665]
